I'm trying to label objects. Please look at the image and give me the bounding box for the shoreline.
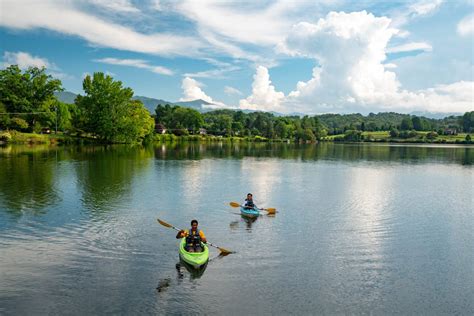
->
[1,130,472,146]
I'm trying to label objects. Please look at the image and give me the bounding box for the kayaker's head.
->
[190,219,198,231]
[246,193,253,201]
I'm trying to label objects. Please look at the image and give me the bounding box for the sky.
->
[1,0,473,114]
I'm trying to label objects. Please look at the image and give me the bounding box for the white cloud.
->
[150,0,161,11]
[279,10,473,113]
[94,57,173,75]
[0,0,202,57]
[457,14,474,36]
[390,0,443,27]
[2,51,73,80]
[3,51,51,69]
[386,42,432,53]
[239,66,285,112]
[409,0,443,16]
[87,0,140,13]
[224,86,242,96]
[180,77,228,108]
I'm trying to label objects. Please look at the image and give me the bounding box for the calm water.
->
[0,142,473,315]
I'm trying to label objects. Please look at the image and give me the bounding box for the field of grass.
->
[322,131,471,143]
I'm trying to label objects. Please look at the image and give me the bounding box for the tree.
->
[412,116,423,131]
[462,111,474,133]
[0,65,63,130]
[400,117,413,130]
[168,107,203,133]
[76,73,153,143]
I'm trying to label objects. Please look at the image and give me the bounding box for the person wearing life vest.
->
[242,193,257,209]
[176,219,207,252]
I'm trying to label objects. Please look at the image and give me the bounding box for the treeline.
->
[1,65,472,144]
[155,104,473,141]
[0,65,153,143]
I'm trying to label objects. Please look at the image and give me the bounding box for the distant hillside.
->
[55,91,77,104]
[133,96,173,113]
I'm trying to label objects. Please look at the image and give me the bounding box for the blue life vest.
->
[245,199,255,208]
[186,229,201,246]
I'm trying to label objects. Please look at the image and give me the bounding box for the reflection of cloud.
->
[344,165,395,256]
[239,158,282,207]
[180,158,208,206]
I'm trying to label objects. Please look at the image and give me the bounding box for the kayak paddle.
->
[157,218,233,255]
[229,202,276,215]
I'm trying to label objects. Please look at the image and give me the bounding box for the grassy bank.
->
[0,130,101,145]
[324,131,471,144]
[2,130,471,145]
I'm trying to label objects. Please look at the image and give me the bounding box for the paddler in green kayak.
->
[176,219,207,253]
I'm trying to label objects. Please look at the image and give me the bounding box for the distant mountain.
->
[55,91,77,104]
[132,95,173,113]
[174,99,213,110]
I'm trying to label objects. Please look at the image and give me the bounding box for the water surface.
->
[0,143,473,314]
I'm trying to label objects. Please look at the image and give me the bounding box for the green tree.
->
[168,107,203,133]
[462,111,474,133]
[412,116,423,131]
[76,73,153,143]
[400,117,413,130]
[0,65,63,130]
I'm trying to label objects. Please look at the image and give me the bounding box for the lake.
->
[0,142,473,315]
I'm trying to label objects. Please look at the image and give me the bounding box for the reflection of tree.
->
[153,142,472,165]
[74,145,153,213]
[0,145,60,216]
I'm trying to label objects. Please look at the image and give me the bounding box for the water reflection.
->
[73,146,153,214]
[153,142,473,165]
[0,145,61,216]
[176,260,208,280]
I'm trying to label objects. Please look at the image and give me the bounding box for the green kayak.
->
[179,238,209,269]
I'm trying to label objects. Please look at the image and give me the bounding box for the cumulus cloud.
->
[180,77,228,108]
[239,66,285,112]
[457,14,474,36]
[0,0,202,57]
[94,57,173,75]
[279,10,473,113]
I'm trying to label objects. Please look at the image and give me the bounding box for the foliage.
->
[462,111,474,133]
[0,65,63,130]
[76,73,153,143]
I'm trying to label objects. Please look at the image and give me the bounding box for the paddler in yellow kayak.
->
[176,219,207,253]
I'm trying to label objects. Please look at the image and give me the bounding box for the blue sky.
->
[1,0,473,114]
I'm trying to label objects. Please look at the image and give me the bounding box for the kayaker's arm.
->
[199,230,207,243]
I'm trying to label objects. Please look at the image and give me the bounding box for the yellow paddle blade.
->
[265,208,276,214]
[157,218,173,228]
[229,202,240,208]
[218,247,233,255]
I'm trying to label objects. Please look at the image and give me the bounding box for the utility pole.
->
[55,105,58,134]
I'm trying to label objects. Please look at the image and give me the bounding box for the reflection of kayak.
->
[179,238,209,269]
[179,259,208,279]
[240,206,260,218]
